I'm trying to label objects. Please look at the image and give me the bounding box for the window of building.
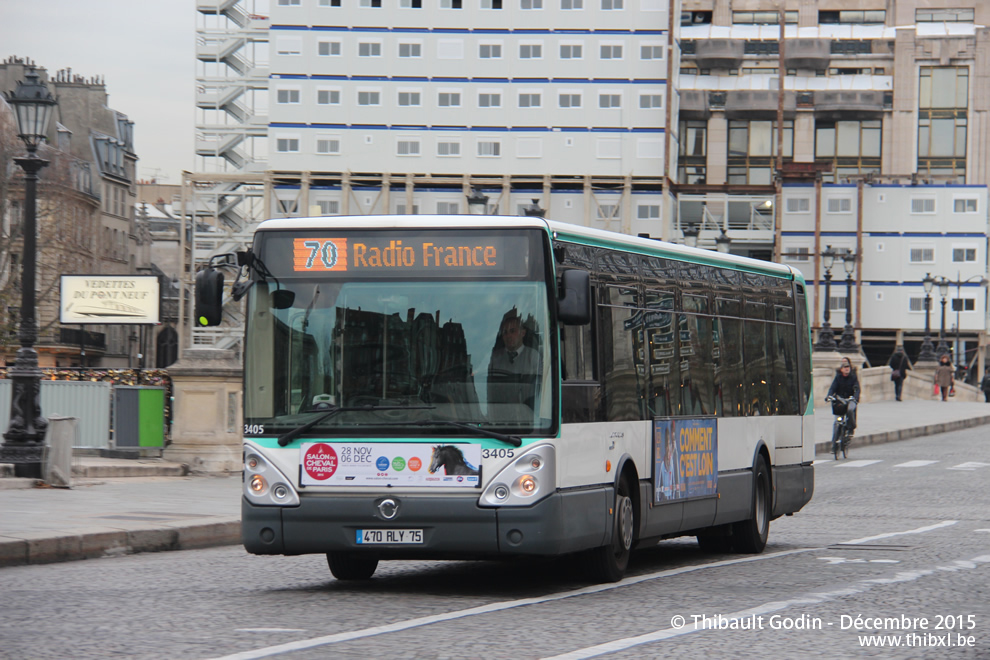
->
[359,0,382,6]
[275,37,302,56]
[440,0,463,7]
[316,200,340,215]
[639,93,662,108]
[437,140,461,156]
[819,10,885,23]
[909,246,935,263]
[828,295,847,312]
[319,0,341,5]
[951,298,976,312]
[952,247,977,262]
[911,198,936,214]
[318,41,342,56]
[598,93,621,108]
[396,203,419,214]
[399,42,422,57]
[826,198,852,213]
[640,44,663,60]
[398,91,421,106]
[478,91,502,107]
[437,201,460,214]
[786,197,810,213]
[521,0,542,8]
[677,119,706,184]
[597,203,619,219]
[438,91,462,107]
[317,89,341,105]
[562,0,583,9]
[918,67,968,181]
[316,135,341,154]
[916,8,973,22]
[276,89,301,104]
[399,0,422,7]
[520,43,543,59]
[397,140,421,156]
[637,204,660,219]
[600,44,623,59]
[783,247,810,262]
[814,119,881,182]
[954,198,978,213]
[831,40,872,55]
[278,0,300,5]
[358,42,382,57]
[733,10,797,24]
[560,43,583,59]
[478,140,502,157]
[480,43,502,59]
[276,136,300,152]
[727,120,793,185]
[519,92,542,107]
[481,0,503,8]
[909,297,927,312]
[601,0,622,9]
[357,90,381,105]
[559,92,582,108]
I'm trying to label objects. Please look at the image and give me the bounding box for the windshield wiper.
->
[407,419,522,447]
[276,404,435,446]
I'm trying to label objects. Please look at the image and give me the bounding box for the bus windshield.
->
[243,229,554,437]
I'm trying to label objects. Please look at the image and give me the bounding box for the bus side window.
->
[561,311,600,424]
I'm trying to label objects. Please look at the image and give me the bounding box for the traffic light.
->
[195,267,224,326]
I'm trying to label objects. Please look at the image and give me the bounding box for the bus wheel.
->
[326,552,379,580]
[586,474,635,583]
[732,456,770,553]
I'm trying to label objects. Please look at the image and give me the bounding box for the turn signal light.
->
[250,474,267,493]
[519,475,536,494]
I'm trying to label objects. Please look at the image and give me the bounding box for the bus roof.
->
[253,215,798,281]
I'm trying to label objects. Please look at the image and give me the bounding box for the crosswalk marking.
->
[894,460,938,468]
[834,459,882,468]
[948,462,990,471]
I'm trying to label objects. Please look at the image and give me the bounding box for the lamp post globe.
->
[466,187,489,215]
[522,198,545,218]
[916,272,937,363]
[714,229,731,254]
[1,67,57,478]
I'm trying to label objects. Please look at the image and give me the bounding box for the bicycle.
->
[825,395,854,460]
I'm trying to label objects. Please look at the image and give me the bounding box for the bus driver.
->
[487,309,540,414]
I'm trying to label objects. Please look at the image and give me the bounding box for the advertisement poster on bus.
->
[652,417,718,504]
[299,442,481,488]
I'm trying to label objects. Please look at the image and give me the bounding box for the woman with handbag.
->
[888,346,909,401]
[934,354,954,402]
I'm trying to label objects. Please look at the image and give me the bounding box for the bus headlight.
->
[479,444,555,507]
[243,442,300,507]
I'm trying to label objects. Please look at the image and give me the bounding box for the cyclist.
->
[827,356,860,438]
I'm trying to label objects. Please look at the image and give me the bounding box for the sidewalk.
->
[1,399,989,568]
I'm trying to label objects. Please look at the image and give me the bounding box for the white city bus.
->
[199,215,815,582]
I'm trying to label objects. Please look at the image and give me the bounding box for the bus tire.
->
[731,455,770,553]
[586,474,635,583]
[326,552,379,580]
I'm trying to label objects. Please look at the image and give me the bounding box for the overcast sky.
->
[1,0,196,184]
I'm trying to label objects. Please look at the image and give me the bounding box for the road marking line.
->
[541,553,990,660]
[893,460,938,468]
[235,629,307,634]
[948,461,990,470]
[834,459,882,468]
[209,521,958,660]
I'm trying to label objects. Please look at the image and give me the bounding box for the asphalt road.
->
[3,427,989,660]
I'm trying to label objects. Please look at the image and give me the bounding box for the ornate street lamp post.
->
[916,272,937,363]
[682,222,700,248]
[1,68,57,478]
[837,249,859,351]
[936,276,950,358]
[522,198,545,218]
[814,245,839,351]
[466,187,489,215]
[714,228,731,254]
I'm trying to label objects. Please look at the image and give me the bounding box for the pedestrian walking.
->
[888,346,910,401]
[981,369,990,403]
[934,354,954,402]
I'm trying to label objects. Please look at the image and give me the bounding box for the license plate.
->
[356,529,424,544]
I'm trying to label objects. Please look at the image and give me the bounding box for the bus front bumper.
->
[242,487,609,559]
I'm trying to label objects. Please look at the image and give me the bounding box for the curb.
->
[815,414,990,455]
[0,519,240,568]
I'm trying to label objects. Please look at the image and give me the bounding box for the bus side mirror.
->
[195,267,224,326]
[558,269,591,325]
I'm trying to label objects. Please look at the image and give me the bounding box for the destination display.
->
[260,230,537,279]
